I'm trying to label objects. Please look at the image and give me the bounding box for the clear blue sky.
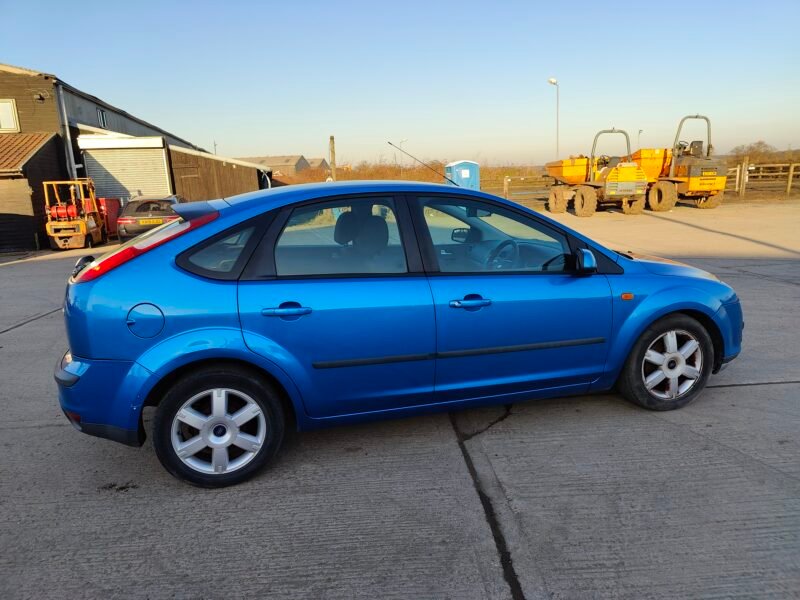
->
[3,0,799,164]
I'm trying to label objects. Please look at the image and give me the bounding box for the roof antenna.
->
[387,141,459,186]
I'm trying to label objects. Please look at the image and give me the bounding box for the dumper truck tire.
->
[648,181,677,211]
[547,187,567,213]
[622,195,646,215]
[573,186,597,217]
[696,192,723,209]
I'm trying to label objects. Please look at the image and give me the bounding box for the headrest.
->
[334,211,359,245]
[354,215,389,255]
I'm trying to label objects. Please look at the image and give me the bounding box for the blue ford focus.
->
[56,182,743,487]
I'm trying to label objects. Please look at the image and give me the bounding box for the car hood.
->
[620,252,718,281]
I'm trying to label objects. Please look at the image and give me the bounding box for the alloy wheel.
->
[171,388,267,475]
[641,329,703,400]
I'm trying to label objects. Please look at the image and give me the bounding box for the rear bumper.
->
[55,351,151,447]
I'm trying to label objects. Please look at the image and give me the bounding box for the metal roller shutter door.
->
[84,148,171,199]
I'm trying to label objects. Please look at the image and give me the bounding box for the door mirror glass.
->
[575,248,597,274]
[451,227,470,243]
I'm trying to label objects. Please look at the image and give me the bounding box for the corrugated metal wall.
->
[169,148,261,201]
[83,147,171,199]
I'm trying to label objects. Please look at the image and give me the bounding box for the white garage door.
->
[84,147,171,199]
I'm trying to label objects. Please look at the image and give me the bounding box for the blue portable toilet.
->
[445,160,480,190]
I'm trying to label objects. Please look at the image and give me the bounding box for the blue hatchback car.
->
[56,182,743,486]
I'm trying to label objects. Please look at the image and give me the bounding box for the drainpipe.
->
[55,83,78,179]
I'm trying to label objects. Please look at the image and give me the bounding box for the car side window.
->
[417,196,572,273]
[274,197,407,276]
[187,227,256,274]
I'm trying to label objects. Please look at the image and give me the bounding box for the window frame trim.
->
[240,192,424,281]
[0,99,20,133]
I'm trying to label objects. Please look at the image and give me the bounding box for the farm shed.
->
[238,155,310,177]
[0,132,63,251]
[306,158,330,170]
[78,135,271,202]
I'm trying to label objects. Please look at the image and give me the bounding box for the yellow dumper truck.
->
[546,129,649,217]
[633,115,727,211]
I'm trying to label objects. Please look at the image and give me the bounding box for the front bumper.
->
[55,351,150,447]
[713,299,744,372]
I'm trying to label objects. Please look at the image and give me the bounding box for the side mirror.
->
[575,248,597,275]
[451,228,470,243]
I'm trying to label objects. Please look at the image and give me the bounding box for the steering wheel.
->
[486,239,519,270]
[540,253,565,272]
[677,140,689,152]
[597,154,611,167]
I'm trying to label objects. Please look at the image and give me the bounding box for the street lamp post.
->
[548,78,559,158]
[638,129,643,147]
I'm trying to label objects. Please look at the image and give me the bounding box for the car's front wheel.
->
[152,366,285,487]
[618,314,714,410]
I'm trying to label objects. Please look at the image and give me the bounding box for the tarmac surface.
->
[1,200,798,599]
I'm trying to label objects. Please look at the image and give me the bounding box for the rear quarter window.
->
[176,215,269,280]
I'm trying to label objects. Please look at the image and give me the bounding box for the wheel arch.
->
[142,357,298,432]
[593,308,725,389]
[595,292,729,392]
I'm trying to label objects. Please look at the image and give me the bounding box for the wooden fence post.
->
[329,135,337,182]
[787,164,796,195]
[739,156,748,197]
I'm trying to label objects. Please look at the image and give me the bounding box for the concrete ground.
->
[1,201,798,599]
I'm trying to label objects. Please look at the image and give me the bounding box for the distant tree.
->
[729,141,777,162]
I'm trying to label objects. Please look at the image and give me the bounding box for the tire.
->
[573,186,597,217]
[647,181,677,211]
[621,195,646,215]
[547,187,567,213]
[152,366,286,487]
[696,192,723,209]
[85,236,93,249]
[618,314,714,411]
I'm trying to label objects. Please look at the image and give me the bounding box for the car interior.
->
[421,201,570,273]
[123,199,176,216]
[274,202,407,276]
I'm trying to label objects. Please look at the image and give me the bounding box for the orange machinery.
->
[43,179,106,250]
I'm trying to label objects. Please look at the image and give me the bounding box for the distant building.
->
[0,62,269,251]
[306,158,330,170]
[238,155,310,177]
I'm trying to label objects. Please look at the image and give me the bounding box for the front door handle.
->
[261,302,312,317]
[449,296,491,309]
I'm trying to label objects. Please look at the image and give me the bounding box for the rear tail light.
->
[117,217,136,224]
[72,212,218,284]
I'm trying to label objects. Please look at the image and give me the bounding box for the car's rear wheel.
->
[618,314,713,410]
[152,366,285,487]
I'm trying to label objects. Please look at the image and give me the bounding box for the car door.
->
[238,194,436,419]
[411,194,613,402]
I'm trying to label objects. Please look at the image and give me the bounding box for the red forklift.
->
[43,179,107,250]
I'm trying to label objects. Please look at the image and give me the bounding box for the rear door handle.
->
[261,304,312,317]
[449,297,491,309]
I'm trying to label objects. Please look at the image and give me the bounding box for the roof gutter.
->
[55,83,78,178]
